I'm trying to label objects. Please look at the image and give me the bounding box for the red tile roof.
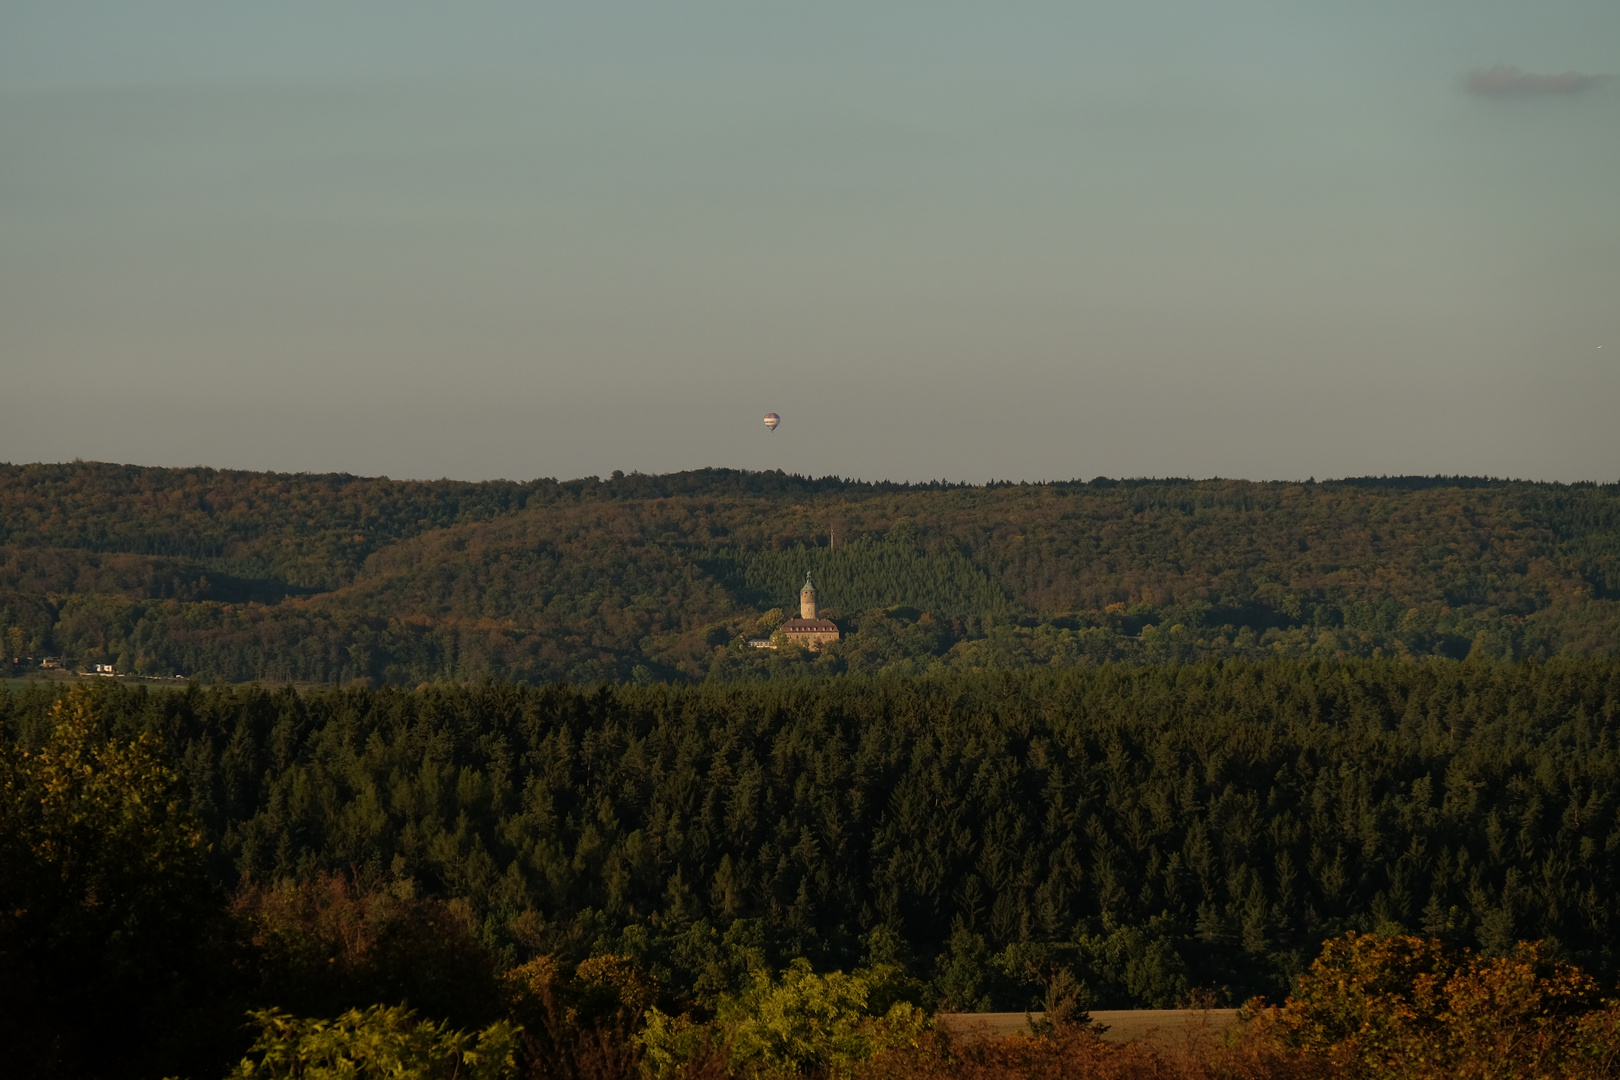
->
[780,619,839,633]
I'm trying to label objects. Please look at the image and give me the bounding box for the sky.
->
[2,1,1616,484]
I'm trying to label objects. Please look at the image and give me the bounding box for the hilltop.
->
[2,462,1618,683]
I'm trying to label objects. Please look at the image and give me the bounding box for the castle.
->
[776,573,841,649]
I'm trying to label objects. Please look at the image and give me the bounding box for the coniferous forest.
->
[9,662,1620,1077]
[9,464,1620,1079]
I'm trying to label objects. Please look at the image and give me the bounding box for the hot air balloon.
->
[763,413,780,432]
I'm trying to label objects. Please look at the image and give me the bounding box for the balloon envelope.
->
[763,413,780,431]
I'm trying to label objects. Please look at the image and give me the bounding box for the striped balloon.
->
[763,413,780,432]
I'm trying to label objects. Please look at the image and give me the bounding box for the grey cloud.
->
[1466,64,1610,97]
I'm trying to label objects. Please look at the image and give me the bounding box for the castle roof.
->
[780,618,838,633]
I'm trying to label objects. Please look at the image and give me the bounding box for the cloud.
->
[1465,64,1610,98]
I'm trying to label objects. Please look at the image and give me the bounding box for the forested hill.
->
[3,462,1620,684]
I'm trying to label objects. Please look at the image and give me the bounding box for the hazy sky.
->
[2,2,1616,483]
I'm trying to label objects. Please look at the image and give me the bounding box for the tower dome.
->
[799,572,817,620]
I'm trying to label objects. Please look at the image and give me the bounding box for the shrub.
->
[500,953,659,1080]
[226,1004,519,1079]
[642,959,929,1079]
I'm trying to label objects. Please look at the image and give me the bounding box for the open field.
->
[938,1009,1241,1045]
[2,671,192,691]
[1,672,326,693]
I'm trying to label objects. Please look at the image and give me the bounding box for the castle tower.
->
[777,570,839,649]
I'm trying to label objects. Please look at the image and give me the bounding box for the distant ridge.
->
[5,459,1610,495]
[3,461,1620,684]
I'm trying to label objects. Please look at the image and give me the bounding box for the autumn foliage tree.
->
[231,874,502,1031]
[0,686,230,1079]
[1255,932,1620,1079]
